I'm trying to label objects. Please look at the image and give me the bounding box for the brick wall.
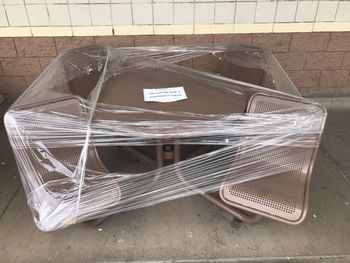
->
[1,32,350,100]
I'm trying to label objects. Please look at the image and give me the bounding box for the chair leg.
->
[82,217,108,227]
[173,143,262,224]
[201,193,262,223]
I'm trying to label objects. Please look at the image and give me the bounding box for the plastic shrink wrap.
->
[4,45,327,231]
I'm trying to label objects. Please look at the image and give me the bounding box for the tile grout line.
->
[130,0,135,27]
[67,0,74,35]
[1,0,9,28]
[88,0,93,28]
[44,0,50,28]
[334,0,340,22]
[109,0,114,33]
[311,0,321,32]
[232,0,236,33]
[272,0,279,32]
[152,0,155,35]
[293,0,299,23]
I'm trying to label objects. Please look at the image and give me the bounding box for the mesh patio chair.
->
[218,93,326,224]
[8,96,121,230]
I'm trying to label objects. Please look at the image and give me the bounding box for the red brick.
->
[342,52,350,69]
[213,34,252,45]
[328,32,350,51]
[95,36,135,47]
[0,76,27,98]
[175,34,213,45]
[39,57,56,71]
[0,38,17,57]
[286,70,321,88]
[14,37,56,57]
[1,58,41,76]
[55,37,94,54]
[290,33,330,52]
[304,52,344,70]
[252,33,291,52]
[319,70,350,88]
[274,52,306,70]
[135,35,174,46]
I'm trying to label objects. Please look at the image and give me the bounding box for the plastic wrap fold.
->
[4,45,327,231]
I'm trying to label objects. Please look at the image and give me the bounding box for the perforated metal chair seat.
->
[220,93,326,224]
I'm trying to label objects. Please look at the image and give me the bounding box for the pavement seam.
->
[320,147,350,187]
[0,184,21,218]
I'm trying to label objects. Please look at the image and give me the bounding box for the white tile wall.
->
[154,3,173,25]
[133,0,152,3]
[26,4,49,26]
[25,0,45,3]
[1,0,350,35]
[132,3,153,25]
[174,3,193,25]
[315,1,338,22]
[154,0,172,3]
[90,0,110,3]
[295,1,318,22]
[90,4,112,26]
[336,1,350,21]
[194,0,214,2]
[47,4,71,26]
[69,4,91,26]
[5,5,29,26]
[111,0,131,3]
[68,0,89,3]
[46,0,69,3]
[215,2,235,24]
[235,2,256,24]
[255,1,277,23]
[195,3,215,24]
[275,1,297,23]
[111,4,133,25]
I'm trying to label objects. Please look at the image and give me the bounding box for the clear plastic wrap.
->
[4,45,327,231]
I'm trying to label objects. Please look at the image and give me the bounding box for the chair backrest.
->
[220,93,326,224]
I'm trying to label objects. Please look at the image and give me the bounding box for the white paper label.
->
[143,87,187,103]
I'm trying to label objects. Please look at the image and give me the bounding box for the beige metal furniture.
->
[13,51,325,227]
[219,93,326,224]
